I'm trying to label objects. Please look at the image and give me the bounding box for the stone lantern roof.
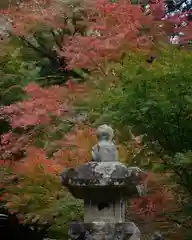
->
[61,161,146,200]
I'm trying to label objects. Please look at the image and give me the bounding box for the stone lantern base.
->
[68,221,140,240]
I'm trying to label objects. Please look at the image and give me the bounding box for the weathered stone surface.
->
[0,16,11,38]
[92,124,118,162]
[68,221,140,240]
[151,232,164,240]
[60,162,146,199]
[61,162,144,185]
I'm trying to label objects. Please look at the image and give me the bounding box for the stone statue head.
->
[96,125,114,141]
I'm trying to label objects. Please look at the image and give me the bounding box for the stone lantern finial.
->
[92,124,118,162]
[96,124,114,140]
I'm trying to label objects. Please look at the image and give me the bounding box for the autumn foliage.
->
[53,125,97,168]
[2,0,192,74]
[0,149,62,215]
[0,123,97,221]
[1,0,65,35]
[63,0,166,71]
[2,0,189,73]
[0,81,87,160]
[1,0,191,238]
[0,83,70,128]
[130,172,174,219]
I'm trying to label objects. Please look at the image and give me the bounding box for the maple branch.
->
[14,34,64,69]
[0,85,23,96]
[33,33,59,60]
[0,59,9,70]
[50,29,63,51]
[1,175,18,189]
[131,143,148,164]
[15,34,53,59]
[33,33,50,51]
[164,211,192,229]
[88,57,108,76]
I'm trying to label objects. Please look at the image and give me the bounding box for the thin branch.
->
[50,29,63,51]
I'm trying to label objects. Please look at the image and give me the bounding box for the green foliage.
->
[89,45,192,175]
[0,43,41,134]
[8,33,82,86]
[0,163,12,208]
[1,159,83,238]
[5,0,89,85]
[0,159,83,239]
[0,47,40,106]
[48,197,83,240]
[87,45,192,236]
[89,46,192,154]
[34,119,73,158]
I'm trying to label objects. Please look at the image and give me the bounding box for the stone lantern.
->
[60,125,147,240]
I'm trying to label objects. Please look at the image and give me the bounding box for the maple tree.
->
[2,0,191,76]
[0,147,63,221]
[0,82,73,128]
[0,80,88,161]
[0,0,170,73]
[63,0,192,72]
[130,171,175,219]
[1,0,192,239]
[0,125,96,225]
[0,0,86,81]
[63,0,164,72]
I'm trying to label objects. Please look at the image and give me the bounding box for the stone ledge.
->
[68,221,140,240]
[60,162,146,199]
[60,162,146,187]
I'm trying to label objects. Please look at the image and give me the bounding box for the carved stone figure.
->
[91,124,118,162]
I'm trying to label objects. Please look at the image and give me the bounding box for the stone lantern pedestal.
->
[60,125,147,240]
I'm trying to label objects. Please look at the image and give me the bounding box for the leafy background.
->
[0,0,192,239]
